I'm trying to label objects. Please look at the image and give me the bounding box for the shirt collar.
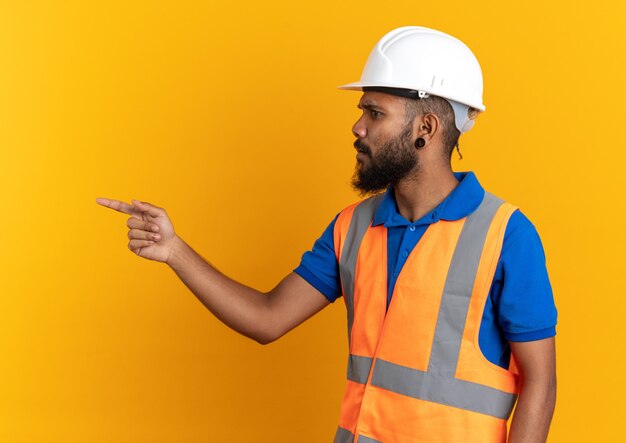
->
[371,170,485,227]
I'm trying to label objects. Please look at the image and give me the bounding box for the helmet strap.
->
[455,142,463,160]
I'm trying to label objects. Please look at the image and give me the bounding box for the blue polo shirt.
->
[294,171,557,370]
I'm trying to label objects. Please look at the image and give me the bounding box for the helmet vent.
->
[380,28,418,52]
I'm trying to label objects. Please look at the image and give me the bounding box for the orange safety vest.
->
[332,191,520,443]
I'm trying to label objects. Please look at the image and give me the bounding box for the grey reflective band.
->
[347,354,373,384]
[338,193,385,349]
[358,435,384,443]
[427,191,503,376]
[340,192,518,420]
[333,426,353,443]
[371,358,517,420]
[334,427,383,443]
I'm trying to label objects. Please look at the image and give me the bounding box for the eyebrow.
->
[357,101,384,111]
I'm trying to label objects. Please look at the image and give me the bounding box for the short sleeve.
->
[493,210,558,342]
[293,212,343,302]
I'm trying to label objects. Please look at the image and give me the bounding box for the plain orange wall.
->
[1,0,624,441]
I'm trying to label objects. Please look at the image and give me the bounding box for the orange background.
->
[1,1,624,441]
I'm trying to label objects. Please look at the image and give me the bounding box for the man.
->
[97,26,557,442]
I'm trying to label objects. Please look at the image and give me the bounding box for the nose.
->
[352,115,367,139]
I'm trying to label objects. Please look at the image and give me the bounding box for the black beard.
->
[351,124,418,197]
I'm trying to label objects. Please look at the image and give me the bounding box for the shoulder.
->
[338,193,384,215]
[483,191,544,253]
[336,193,385,225]
[334,192,384,231]
[502,207,545,255]
[331,193,384,262]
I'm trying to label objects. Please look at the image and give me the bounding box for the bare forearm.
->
[166,235,271,344]
[508,378,556,442]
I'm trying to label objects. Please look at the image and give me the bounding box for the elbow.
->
[255,329,282,345]
[253,317,281,346]
[254,292,282,345]
[254,333,275,346]
[254,320,289,345]
[253,290,298,345]
[549,373,557,404]
[519,372,557,409]
[542,370,557,402]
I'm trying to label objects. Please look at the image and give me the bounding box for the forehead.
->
[357,91,405,111]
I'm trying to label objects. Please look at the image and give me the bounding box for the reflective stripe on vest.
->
[339,193,386,351]
[334,426,382,443]
[335,191,519,442]
[348,355,516,418]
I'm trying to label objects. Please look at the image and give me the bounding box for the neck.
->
[393,165,459,223]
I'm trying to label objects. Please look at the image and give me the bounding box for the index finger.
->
[96,197,141,218]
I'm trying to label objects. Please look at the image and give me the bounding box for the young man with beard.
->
[97,26,557,443]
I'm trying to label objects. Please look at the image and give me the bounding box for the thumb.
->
[131,199,162,217]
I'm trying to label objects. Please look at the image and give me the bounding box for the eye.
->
[370,110,383,118]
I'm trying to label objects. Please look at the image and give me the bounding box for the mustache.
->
[354,139,371,155]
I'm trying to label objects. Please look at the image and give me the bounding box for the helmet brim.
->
[337,81,486,112]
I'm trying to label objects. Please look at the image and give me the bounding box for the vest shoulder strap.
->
[335,193,385,295]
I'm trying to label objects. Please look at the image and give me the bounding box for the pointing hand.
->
[96,197,177,263]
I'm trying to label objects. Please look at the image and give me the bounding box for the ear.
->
[416,113,440,143]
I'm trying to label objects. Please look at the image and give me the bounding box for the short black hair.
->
[401,95,460,161]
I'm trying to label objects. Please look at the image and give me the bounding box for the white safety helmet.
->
[338,26,485,134]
